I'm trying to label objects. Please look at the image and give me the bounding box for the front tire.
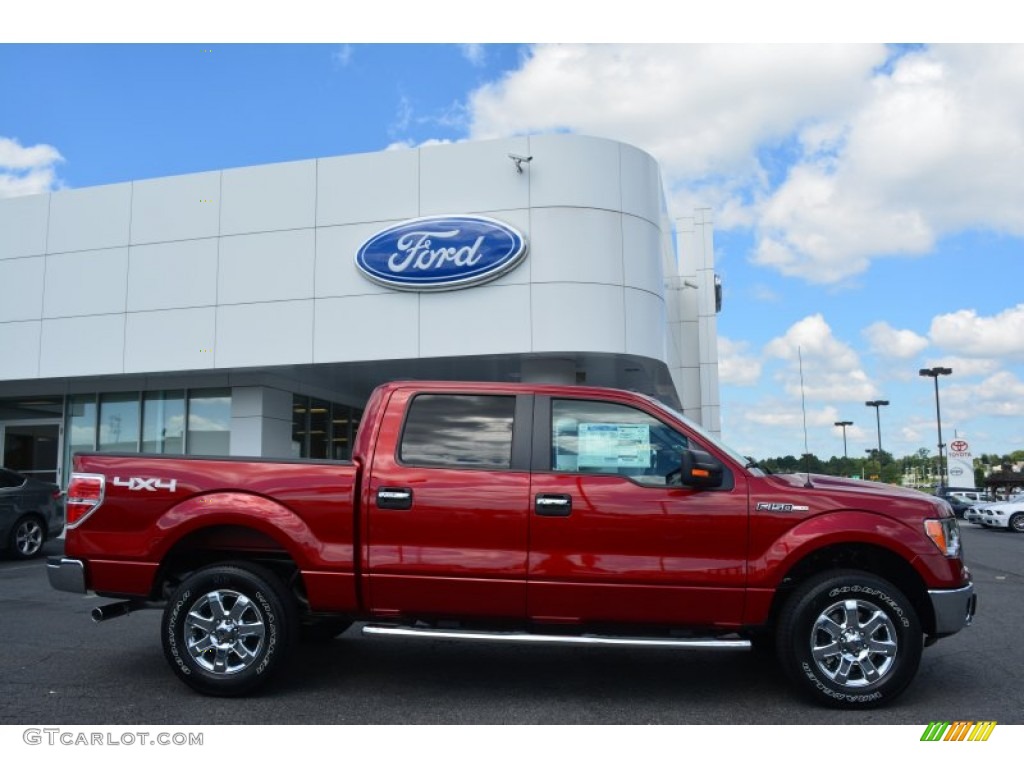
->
[8,515,45,560]
[776,570,922,708]
[161,563,297,696]
[1008,513,1024,533]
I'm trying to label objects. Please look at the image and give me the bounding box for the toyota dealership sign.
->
[947,439,974,484]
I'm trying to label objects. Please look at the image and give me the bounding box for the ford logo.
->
[355,215,528,291]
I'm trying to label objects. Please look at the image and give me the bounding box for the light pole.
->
[865,400,889,454]
[920,367,953,488]
[834,421,853,459]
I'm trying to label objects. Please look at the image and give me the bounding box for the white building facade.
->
[0,134,720,486]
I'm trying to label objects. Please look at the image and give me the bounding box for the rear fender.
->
[152,492,316,567]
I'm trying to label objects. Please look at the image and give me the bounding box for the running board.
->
[362,624,751,650]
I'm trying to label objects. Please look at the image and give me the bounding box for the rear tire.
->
[161,563,297,696]
[776,570,922,708]
[8,515,45,560]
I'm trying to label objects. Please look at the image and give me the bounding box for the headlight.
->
[925,517,961,557]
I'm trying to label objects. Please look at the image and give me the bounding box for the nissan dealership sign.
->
[355,215,528,291]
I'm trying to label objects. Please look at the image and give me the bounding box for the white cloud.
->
[332,45,353,67]
[754,46,1024,282]
[0,136,64,198]
[921,356,1002,378]
[942,371,1024,418]
[469,45,884,179]
[929,304,1024,360]
[898,425,925,445]
[765,314,859,370]
[463,44,1024,284]
[384,137,454,151]
[744,403,841,429]
[717,337,762,386]
[764,314,879,401]
[749,284,780,303]
[863,321,929,359]
[460,44,485,67]
[0,137,61,169]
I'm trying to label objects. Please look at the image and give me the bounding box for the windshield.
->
[640,395,764,476]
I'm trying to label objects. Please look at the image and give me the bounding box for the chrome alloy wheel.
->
[184,589,266,675]
[14,518,44,557]
[810,598,898,687]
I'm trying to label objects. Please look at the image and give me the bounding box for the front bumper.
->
[47,556,86,594]
[928,581,976,637]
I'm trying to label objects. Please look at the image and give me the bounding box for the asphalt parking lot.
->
[0,524,1020,725]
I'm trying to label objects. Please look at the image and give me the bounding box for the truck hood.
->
[758,473,951,520]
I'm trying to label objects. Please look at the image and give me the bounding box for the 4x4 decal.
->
[112,477,178,492]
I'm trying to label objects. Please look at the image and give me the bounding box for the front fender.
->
[748,509,942,589]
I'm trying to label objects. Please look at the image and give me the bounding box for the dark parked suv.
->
[935,486,991,519]
[0,468,64,559]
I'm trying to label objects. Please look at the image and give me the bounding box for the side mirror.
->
[680,448,724,488]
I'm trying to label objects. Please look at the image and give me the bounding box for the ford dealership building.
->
[0,134,721,486]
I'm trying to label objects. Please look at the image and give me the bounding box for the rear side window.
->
[400,394,515,470]
[0,469,25,489]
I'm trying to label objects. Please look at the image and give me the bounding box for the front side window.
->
[551,399,689,486]
[400,394,515,470]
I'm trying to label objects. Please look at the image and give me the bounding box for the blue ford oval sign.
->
[355,215,528,291]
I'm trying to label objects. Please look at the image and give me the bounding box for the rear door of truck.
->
[362,386,534,619]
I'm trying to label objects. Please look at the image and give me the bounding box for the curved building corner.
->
[0,134,721,485]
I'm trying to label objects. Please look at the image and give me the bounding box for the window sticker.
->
[577,423,651,469]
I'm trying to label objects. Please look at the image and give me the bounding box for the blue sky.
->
[2,38,1022,463]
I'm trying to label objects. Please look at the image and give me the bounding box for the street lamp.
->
[864,400,889,454]
[834,421,853,459]
[919,367,953,488]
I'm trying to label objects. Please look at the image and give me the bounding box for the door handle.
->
[377,487,413,510]
[535,493,572,517]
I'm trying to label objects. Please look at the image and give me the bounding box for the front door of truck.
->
[527,396,749,627]
[364,389,533,619]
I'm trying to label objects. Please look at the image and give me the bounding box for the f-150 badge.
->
[755,502,809,512]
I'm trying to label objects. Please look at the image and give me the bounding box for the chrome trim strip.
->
[362,624,751,649]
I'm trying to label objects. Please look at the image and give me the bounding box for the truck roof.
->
[375,379,662,401]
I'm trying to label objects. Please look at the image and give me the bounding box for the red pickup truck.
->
[49,380,975,708]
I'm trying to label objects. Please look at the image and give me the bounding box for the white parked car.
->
[969,494,1024,532]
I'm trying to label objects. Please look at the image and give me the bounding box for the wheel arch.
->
[152,524,312,615]
[145,491,325,606]
[764,543,937,637]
